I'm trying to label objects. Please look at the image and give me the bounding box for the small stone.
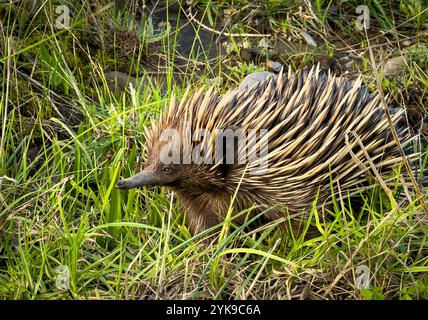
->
[383,56,406,76]
[267,60,283,72]
[238,71,275,92]
[344,61,353,70]
[402,40,412,47]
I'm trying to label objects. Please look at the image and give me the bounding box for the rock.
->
[300,30,317,47]
[105,71,138,94]
[344,61,354,70]
[402,40,412,47]
[238,71,275,92]
[383,56,406,77]
[103,71,168,95]
[267,60,283,72]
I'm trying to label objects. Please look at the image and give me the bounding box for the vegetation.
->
[0,0,427,299]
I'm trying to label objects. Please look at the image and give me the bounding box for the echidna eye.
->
[163,167,172,173]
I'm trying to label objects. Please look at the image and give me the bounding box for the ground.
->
[0,0,427,300]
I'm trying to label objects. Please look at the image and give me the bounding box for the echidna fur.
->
[117,66,422,236]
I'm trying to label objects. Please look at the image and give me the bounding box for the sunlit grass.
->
[0,0,427,300]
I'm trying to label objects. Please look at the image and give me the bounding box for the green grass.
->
[0,0,427,300]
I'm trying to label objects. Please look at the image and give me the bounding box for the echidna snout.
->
[116,170,157,189]
[116,164,183,189]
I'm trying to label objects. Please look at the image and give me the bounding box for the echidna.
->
[116,67,420,236]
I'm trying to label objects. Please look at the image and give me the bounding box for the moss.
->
[405,44,428,71]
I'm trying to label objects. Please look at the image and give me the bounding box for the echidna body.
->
[117,67,419,235]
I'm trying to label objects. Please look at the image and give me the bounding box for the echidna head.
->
[116,137,187,189]
[116,127,222,191]
[116,89,240,192]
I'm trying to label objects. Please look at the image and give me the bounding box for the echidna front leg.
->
[178,192,220,240]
